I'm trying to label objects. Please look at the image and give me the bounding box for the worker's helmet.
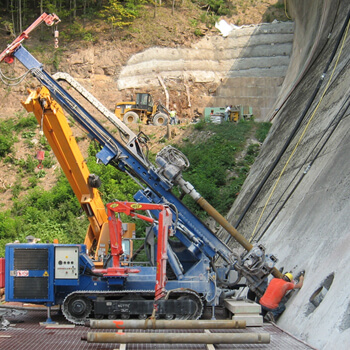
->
[284,273,293,282]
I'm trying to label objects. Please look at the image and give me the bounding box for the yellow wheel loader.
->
[115,93,169,126]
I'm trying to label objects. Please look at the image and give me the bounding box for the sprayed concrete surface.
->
[217,0,350,349]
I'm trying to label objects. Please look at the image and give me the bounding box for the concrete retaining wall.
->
[218,1,350,348]
[117,22,294,120]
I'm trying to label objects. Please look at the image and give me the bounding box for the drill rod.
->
[196,197,283,278]
[87,319,246,329]
[82,332,270,344]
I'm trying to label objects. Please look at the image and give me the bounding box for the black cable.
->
[255,92,350,242]
[253,60,350,239]
[253,59,350,239]
[229,7,350,240]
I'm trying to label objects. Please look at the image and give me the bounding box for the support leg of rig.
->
[43,304,57,324]
[211,305,216,320]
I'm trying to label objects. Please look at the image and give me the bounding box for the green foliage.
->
[0,134,13,158]
[86,143,140,203]
[102,0,141,28]
[199,12,218,28]
[194,28,204,36]
[193,119,205,130]
[0,113,40,159]
[189,19,198,27]
[52,50,63,70]
[39,136,52,151]
[14,113,37,131]
[0,19,15,36]
[0,119,15,158]
[28,176,39,188]
[11,177,23,199]
[60,22,95,42]
[195,0,232,16]
[21,131,36,139]
[0,174,88,254]
[244,144,260,165]
[23,155,36,173]
[255,122,272,143]
[177,119,264,218]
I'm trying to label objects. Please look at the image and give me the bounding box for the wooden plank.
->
[205,330,216,350]
[45,324,75,329]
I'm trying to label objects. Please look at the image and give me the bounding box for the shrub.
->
[0,119,15,158]
[14,113,37,131]
[0,134,13,158]
[255,122,272,143]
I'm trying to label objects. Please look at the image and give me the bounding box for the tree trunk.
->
[40,0,43,38]
[18,0,22,33]
[11,0,16,35]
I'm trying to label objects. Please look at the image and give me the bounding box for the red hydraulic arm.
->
[106,202,173,299]
[0,13,60,63]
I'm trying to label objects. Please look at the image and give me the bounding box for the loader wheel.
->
[123,111,140,124]
[153,113,168,126]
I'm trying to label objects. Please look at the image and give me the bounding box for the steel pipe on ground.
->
[82,332,270,344]
[87,319,246,329]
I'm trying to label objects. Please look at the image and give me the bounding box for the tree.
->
[102,0,139,28]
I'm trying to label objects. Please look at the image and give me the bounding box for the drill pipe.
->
[87,319,246,329]
[196,197,283,279]
[83,332,270,344]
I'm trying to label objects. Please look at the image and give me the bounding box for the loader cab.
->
[135,93,154,113]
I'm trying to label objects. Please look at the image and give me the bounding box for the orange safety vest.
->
[259,278,295,309]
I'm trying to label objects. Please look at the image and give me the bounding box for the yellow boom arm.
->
[22,87,109,266]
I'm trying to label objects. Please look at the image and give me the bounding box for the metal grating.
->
[0,308,316,350]
[14,248,49,270]
[14,277,48,299]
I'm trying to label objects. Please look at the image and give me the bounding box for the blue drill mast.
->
[1,13,280,323]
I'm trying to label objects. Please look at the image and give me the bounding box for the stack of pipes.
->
[82,319,270,345]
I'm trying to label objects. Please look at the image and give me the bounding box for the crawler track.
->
[62,289,203,325]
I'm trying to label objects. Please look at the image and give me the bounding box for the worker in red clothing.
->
[259,272,304,322]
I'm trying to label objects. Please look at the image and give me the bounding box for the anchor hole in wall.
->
[305,272,334,316]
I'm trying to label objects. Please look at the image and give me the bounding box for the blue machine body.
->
[5,241,216,307]
[5,244,83,304]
